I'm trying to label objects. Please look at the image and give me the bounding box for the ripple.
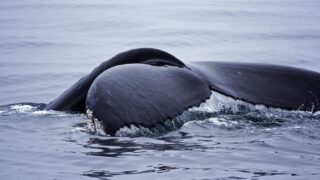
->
[2,2,129,10]
[83,164,178,179]
[0,41,77,51]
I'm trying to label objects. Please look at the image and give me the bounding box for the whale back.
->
[45,48,185,112]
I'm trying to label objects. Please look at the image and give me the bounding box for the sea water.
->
[1,0,320,179]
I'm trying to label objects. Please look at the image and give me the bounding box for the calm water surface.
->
[1,0,320,179]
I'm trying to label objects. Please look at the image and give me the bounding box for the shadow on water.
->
[80,136,219,179]
[82,135,214,158]
[80,132,320,179]
[83,168,301,180]
[83,165,179,179]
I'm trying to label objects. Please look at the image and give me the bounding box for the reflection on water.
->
[1,0,320,179]
[83,136,214,158]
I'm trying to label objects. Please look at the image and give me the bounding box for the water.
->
[1,0,320,179]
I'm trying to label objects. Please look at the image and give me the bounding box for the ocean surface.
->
[1,0,320,179]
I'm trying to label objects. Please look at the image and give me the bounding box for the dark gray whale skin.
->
[45,48,320,135]
[45,48,185,112]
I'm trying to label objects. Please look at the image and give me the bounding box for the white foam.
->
[207,117,238,127]
[314,111,320,118]
[10,104,35,112]
[116,124,146,137]
[31,110,57,115]
[189,91,262,114]
[2,104,71,117]
[71,127,88,133]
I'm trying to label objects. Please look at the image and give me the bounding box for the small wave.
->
[0,103,70,117]
[30,110,66,116]
[207,117,239,127]
[70,127,88,133]
[10,104,36,112]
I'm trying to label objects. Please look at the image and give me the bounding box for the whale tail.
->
[45,48,320,135]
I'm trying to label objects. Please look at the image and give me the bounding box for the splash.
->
[87,109,108,136]
[107,91,319,137]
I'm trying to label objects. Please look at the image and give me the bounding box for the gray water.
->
[1,0,320,179]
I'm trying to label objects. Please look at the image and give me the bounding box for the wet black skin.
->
[45,48,320,135]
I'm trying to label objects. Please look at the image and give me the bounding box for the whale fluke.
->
[45,48,320,135]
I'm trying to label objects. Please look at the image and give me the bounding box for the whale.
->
[45,48,320,135]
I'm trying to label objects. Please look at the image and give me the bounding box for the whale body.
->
[45,48,320,135]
